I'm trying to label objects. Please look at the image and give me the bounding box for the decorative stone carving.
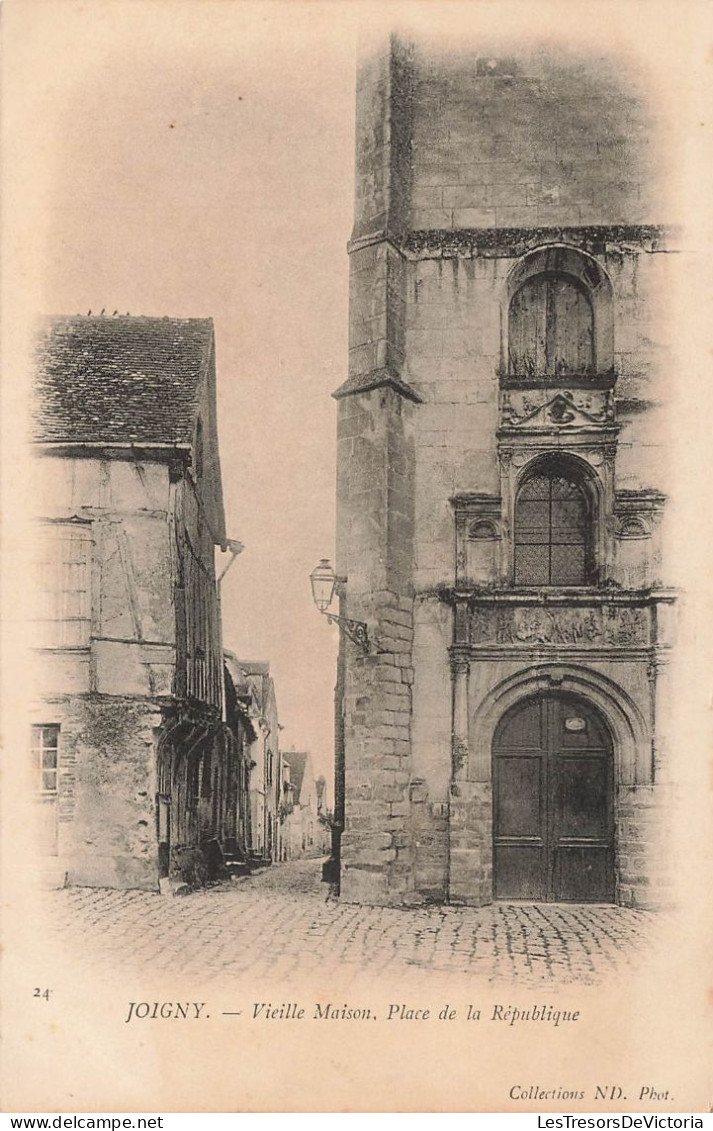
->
[452,494,503,586]
[615,490,666,531]
[451,494,502,524]
[468,520,499,540]
[617,517,650,539]
[452,738,468,776]
[470,604,649,647]
[606,608,650,644]
[500,389,615,430]
[582,450,604,466]
[602,445,617,476]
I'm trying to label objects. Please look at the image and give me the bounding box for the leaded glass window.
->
[515,464,593,586]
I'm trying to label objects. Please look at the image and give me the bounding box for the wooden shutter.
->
[509,275,594,377]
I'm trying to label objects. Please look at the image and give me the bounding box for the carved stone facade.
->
[335,36,676,908]
[469,602,651,648]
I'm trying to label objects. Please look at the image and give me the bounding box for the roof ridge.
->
[42,313,215,323]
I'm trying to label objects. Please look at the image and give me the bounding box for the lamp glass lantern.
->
[310,559,336,613]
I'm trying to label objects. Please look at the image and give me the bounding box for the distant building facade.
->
[334,39,676,908]
[31,315,237,891]
[223,655,258,863]
[224,654,283,864]
[282,751,329,858]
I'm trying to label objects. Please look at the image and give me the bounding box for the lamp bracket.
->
[323,610,370,650]
[321,610,390,654]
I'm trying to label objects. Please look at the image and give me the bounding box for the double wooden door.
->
[493,693,614,902]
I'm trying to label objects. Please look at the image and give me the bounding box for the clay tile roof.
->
[33,315,214,445]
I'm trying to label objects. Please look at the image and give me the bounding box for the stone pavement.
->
[42,857,659,987]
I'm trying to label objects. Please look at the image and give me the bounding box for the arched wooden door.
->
[493,693,614,902]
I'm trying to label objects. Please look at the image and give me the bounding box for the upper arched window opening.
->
[509,273,594,378]
[505,247,614,381]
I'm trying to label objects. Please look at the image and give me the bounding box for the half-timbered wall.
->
[173,471,224,711]
[31,452,228,889]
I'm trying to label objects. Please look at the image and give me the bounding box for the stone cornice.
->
[450,493,502,509]
[615,489,668,511]
[422,586,677,607]
[501,373,617,391]
[348,225,681,261]
[347,230,405,257]
[332,367,424,403]
[401,224,679,260]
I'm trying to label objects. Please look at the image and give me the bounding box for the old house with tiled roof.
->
[223,651,285,865]
[31,314,238,891]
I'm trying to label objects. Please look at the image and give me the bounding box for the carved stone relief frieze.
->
[500,389,615,430]
[470,604,650,647]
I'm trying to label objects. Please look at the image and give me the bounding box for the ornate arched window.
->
[514,457,595,586]
[509,273,594,378]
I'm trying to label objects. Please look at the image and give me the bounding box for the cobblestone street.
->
[41,858,661,988]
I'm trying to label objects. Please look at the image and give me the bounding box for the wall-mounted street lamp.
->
[309,558,370,652]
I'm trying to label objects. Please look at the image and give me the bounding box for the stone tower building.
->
[334,36,676,907]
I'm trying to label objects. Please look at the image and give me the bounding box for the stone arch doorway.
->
[492,691,615,903]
